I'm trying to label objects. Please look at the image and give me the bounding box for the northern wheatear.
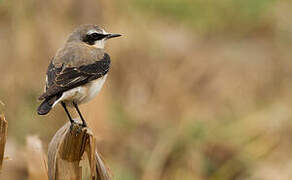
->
[37,24,121,126]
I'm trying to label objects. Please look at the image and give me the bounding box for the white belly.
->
[53,75,107,107]
[82,75,108,103]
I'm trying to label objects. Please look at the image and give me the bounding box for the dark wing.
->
[38,53,110,100]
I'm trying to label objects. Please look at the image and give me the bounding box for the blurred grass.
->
[131,0,276,36]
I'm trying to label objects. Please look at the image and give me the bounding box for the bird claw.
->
[69,121,84,136]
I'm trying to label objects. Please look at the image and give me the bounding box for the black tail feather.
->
[37,99,52,115]
[37,94,61,115]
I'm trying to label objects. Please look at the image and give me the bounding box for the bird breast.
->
[53,75,108,107]
[82,74,108,103]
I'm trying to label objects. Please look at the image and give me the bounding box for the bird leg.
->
[73,102,87,127]
[61,101,74,124]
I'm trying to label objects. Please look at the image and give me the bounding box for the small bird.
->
[37,24,121,127]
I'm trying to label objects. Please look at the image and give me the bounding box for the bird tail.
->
[37,95,61,115]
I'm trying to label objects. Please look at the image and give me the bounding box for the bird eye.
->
[83,32,106,45]
[91,33,98,38]
[90,33,105,40]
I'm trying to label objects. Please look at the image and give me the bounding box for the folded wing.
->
[39,53,110,100]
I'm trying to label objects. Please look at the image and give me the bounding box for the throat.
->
[93,40,105,49]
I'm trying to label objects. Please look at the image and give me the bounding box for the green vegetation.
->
[132,0,276,35]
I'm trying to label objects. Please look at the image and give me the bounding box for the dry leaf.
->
[47,120,111,180]
[0,114,7,171]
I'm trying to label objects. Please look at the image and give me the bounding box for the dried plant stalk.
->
[0,114,7,171]
[26,135,48,180]
[48,120,111,180]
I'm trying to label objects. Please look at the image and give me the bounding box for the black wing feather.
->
[39,53,110,100]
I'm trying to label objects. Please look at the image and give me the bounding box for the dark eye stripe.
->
[83,33,107,45]
[90,33,106,40]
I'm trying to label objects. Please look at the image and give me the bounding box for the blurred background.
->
[0,0,292,179]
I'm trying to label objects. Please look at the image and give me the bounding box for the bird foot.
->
[69,119,85,136]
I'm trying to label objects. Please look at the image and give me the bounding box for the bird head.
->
[67,24,121,49]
